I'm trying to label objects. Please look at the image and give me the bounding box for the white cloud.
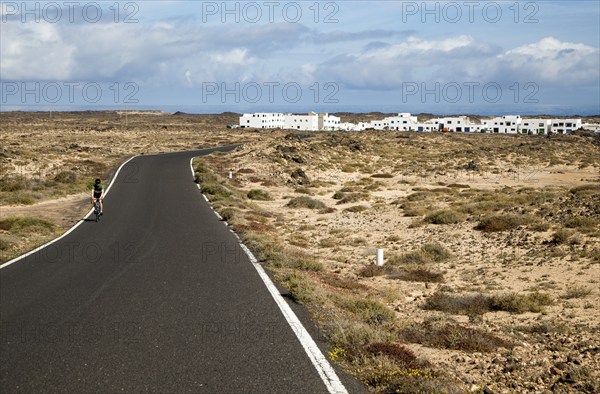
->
[210,48,256,66]
[309,35,598,90]
[311,35,498,89]
[497,37,600,85]
[0,22,76,80]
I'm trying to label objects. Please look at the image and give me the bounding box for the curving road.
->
[0,148,362,393]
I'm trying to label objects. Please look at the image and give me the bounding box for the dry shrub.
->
[247,189,272,200]
[335,296,395,326]
[390,267,444,283]
[475,214,523,232]
[570,184,600,195]
[423,292,494,315]
[370,173,394,178]
[0,217,55,235]
[492,292,553,313]
[424,209,464,225]
[286,196,326,210]
[364,343,428,368]
[321,274,369,291]
[389,243,450,265]
[400,322,513,353]
[423,291,553,314]
[336,192,367,205]
[344,205,368,213]
[358,264,388,277]
[318,207,337,214]
[53,171,77,184]
[561,286,591,299]
[550,228,573,245]
[564,216,598,231]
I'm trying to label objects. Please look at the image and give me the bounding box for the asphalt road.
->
[0,148,362,393]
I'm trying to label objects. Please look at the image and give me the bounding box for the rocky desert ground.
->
[2,112,599,393]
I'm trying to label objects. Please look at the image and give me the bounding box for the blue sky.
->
[1,0,599,114]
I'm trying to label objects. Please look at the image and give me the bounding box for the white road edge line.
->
[241,245,349,394]
[188,157,348,394]
[0,156,137,270]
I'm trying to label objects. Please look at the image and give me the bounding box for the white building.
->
[520,119,551,135]
[482,115,522,134]
[239,113,285,129]
[429,116,472,132]
[583,123,600,133]
[385,113,419,131]
[284,112,320,131]
[365,113,419,131]
[239,112,341,131]
[321,113,341,130]
[550,119,582,134]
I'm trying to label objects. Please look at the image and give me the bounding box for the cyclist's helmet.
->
[95,178,101,184]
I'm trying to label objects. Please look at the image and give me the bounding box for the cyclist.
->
[91,178,104,215]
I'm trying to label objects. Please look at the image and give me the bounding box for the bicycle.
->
[93,198,101,222]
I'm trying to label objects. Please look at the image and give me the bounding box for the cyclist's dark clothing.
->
[93,184,104,198]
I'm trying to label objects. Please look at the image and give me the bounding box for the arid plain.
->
[2,112,599,393]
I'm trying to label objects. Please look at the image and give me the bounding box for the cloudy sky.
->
[1,0,599,114]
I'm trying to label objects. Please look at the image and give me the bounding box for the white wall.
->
[482,115,522,134]
[520,119,550,135]
[430,116,471,132]
[284,113,319,131]
[550,119,582,134]
[239,113,285,128]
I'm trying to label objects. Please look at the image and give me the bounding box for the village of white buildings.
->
[238,112,600,135]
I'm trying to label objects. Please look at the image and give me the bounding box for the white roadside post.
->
[376,248,384,266]
[228,170,233,179]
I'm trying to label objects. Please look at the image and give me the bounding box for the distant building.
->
[582,123,600,133]
[320,113,341,130]
[429,116,472,132]
[385,113,419,131]
[239,113,285,129]
[482,115,522,134]
[520,119,551,135]
[238,112,584,136]
[239,112,340,131]
[550,119,582,134]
